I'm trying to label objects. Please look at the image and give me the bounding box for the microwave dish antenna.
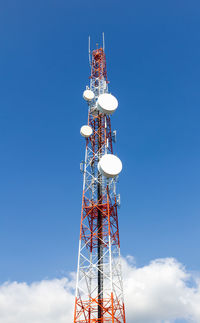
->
[98,154,122,178]
[83,89,95,101]
[80,125,93,138]
[97,93,118,114]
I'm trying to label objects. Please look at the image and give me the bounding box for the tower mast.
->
[74,37,126,323]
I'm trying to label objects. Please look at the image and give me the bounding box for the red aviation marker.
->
[74,37,126,323]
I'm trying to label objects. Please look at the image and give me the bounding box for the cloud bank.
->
[0,257,200,323]
[123,257,200,322]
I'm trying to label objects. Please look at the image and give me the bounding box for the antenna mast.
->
[88,35,91,66]
[102,32,105,52]
[74,35,126,323]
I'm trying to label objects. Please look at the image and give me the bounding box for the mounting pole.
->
[88,35,91,66]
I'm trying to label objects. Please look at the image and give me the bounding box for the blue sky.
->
[0,0,200,290]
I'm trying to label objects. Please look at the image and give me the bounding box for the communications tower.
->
[74,36,126,323]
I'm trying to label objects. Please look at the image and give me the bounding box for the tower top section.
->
[90,47,108,83]
[89,33,108,83]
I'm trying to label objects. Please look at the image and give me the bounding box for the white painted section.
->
[109,235,113,293]
[75,239,81,297]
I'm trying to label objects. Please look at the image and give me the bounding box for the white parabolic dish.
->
[97,93,118,114]
[98,154,122,178]
[80,125,93,138]
[83,89,95,101]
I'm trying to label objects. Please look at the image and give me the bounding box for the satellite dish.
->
[83,89,95,101]
[97,93,118,115]
[80,125,93,138]
[98,154,122,178]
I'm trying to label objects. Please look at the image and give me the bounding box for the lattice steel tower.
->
[74,36,126,323]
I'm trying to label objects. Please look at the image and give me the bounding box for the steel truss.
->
[74,47,126,323]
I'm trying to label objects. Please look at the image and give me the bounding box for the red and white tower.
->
[74,37,126,323]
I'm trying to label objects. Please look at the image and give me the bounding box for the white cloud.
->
[0,257,200,322]
[122,257,200,323]
[0,278,74,323]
